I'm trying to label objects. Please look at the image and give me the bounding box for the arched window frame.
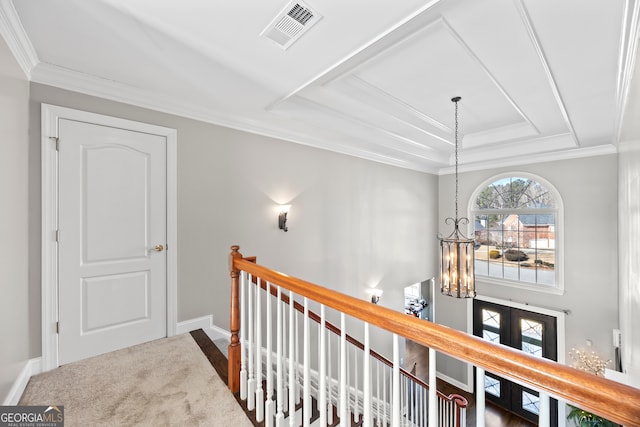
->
[468,172,564,295]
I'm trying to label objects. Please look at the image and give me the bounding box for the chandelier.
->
[439,96,476,298]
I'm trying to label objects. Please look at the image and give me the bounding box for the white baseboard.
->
[176,315,230,343]
[3,358,42,406]
[437,371,473,394]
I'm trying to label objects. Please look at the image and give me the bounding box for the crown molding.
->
[0,0,38,78]
[614,0,640,142]
[438,143,617,175]
[31,60,615,177]
[30,62,441,174]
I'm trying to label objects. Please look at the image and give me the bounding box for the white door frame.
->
[41,104,178,371]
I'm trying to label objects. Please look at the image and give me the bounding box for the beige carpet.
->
[20,334,253,426]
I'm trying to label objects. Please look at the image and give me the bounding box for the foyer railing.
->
[243,265,467,426]
[228,246,640,426]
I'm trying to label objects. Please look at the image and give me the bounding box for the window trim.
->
[468,172,564,295]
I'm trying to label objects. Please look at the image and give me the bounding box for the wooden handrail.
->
[229,246,640,426]
[252,274,467,408]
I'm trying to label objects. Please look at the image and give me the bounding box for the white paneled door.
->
[57,118,167,365]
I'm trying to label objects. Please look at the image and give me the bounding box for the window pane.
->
[483,309,500,328]
[473,177,556,210]
[473,176,558,287]
[522,390,540,415]
[485,376,501,397]
[475,214,555,285]
[483,330,500,343]
[521,319,543,357]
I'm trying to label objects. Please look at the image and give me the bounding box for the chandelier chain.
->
[454,97,459,221]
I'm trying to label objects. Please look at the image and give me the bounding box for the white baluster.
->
[423,384,428,427]
[382,364,387,426]
[346,347,351,421]
[282,299,289,415]
[428,347,436,427]
[256,279,264,422]
[404,376,409,427]
[265,282,274,427]
[381,364,386,427]
[240,271,247,400]
[476,367,486,427]
[303,298,310,427]
[247,274,255,411]
[538,392,550,427]
[354,346,359,422]
[375,361,380,427]
[327,329,334,425]
[392,334,400,427]
[363,322,371,427]
[288,291,296,427]
[339,313,348,426]
[318,305,327,427]
[295,310,300,404]
[275,287,284,427]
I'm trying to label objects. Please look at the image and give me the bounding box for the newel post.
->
[228,245,242,393]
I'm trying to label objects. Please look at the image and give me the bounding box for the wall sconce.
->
[370,288,383,304]
[278,204,291,232]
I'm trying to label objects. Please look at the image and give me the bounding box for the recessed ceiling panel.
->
[351,19,527,137]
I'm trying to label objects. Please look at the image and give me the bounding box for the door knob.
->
[152,244,164,252]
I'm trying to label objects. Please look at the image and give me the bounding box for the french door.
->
[473,299,558,426]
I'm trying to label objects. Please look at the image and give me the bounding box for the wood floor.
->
[190,329,264,426]
[405,339,536,427]
[189,329,535,427]
[190,329,327,426]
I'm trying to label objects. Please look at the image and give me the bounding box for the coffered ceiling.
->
[1,0,638,173]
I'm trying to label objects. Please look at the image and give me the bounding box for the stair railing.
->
[243,267,467,426]
[228,246,640,427]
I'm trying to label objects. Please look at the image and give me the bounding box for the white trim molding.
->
[0,0,38,78]
[176,315,231,343]
[40,104,178,371]
[2,358,42,406]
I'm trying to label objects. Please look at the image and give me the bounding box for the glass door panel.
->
[473,300,558,426]
[482,308,501,343]
[521,387,541,415]
[521,318,543,357]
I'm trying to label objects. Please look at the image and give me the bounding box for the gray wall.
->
[27,83,439,361]
[436,155,619,384]
[618,47,640,379]
[0,38,30,400]
[618,140,640,378]
[15,81,627,398]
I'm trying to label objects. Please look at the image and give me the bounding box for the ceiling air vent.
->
[261,1,322,50]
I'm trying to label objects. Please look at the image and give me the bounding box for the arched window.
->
[471,175,562,292]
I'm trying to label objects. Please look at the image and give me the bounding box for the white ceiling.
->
[1,0,639,173]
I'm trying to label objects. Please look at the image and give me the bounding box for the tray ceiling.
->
[1,0,638,173]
